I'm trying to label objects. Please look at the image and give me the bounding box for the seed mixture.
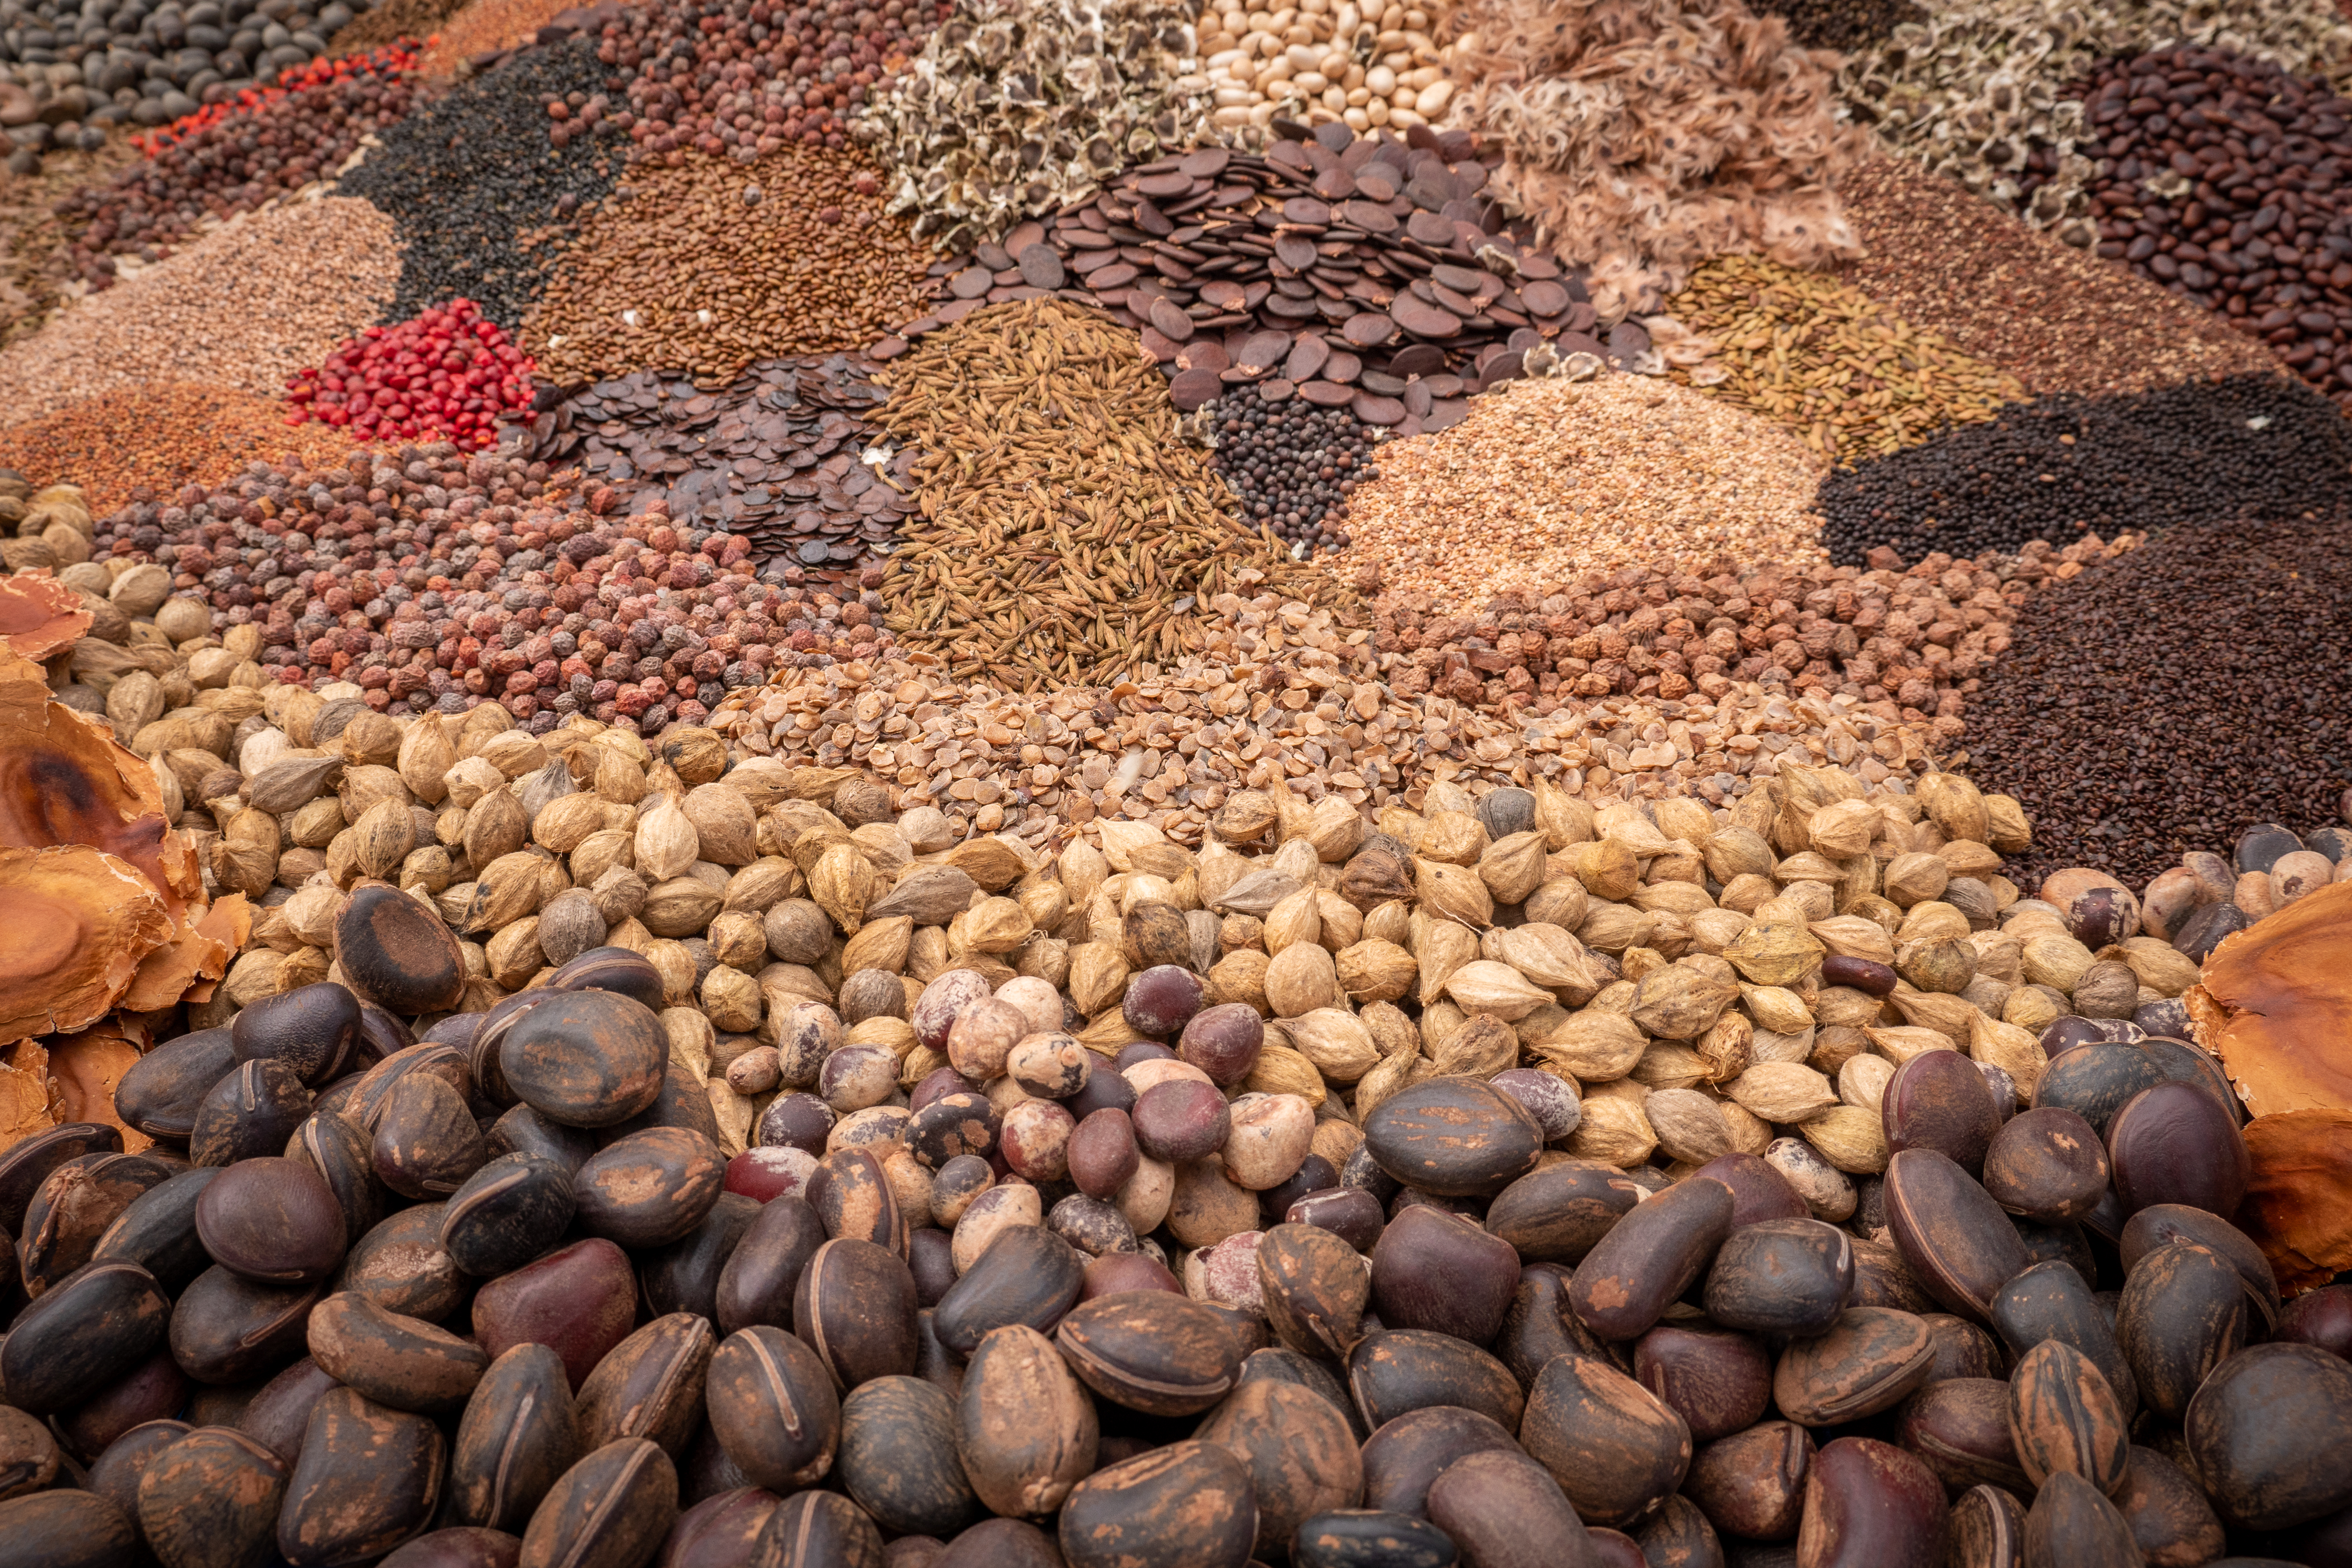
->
[525,146,931,385]
[0,383,358,513]
[1342,374,1831,610]
[1189,0,1462,143]
[1669,254,2025,466]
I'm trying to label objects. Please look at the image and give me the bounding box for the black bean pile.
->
[1740,0,1925,54]
[2078,46,2352,411]
[505,353,911,579]
[1965,512,2352,887]
[1207,380,1378,555]
[49,44,417,289]
[337,36,622,329]
[1816,373,2352,566]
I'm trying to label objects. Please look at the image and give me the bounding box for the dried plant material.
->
[1441,959,1552,1021]
[2192,881,2352,1118]
[1416,857,1496,929]
[684,785,759,867]
[1277,1008,1382,1083]
[1800,1104,1889,1174]
[1629,961,1739,1041]
[1967,1010,2047,1104]
[1725,1060,1836,1123]
[1264,887,1324,956]
[0,845,174,1039]
[1433,1015,1519,1079]
[1723,918,1825,987]
[0,573,91,662]
[2237,1108,2352,1294]
[1485,923,1603,1003]
[1568,1087,1657,1166]
[1646,1087,1733,1165]
[1528,1008,1647,1082]
[1337,939,1418,1004]
[1266,940,1343,1018]
[1245,1044,1328,1106]
[2018,931,2095,993]
[1478,831,1548,905]
[2106,937,2199,999]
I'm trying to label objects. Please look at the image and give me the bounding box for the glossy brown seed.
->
[794,1238,919,1392]
[349,1045,473,1134]
[0,1488,138,1568]
[1691,1152,1810,1227]
[2007,1340,2129,1495]
[1883,1048,2001,1175]
[0,1125,123,1237]
[1982,1108,2109,1224]
[1520,1351,1692,1529]
[574,1129,725,1250]
[2110,1446,2224,1568]
[1289,1508,1458,1567]
[170,1264,323,1388]
[1425,1445,1603,1568]
[655,1489,773,1568]
[371,1070,486,1202]
[1258,1222,1370,1363]
[645,1192,760,1326]
[1361,1075,1544,1197]
[232,1358,338,1468]
[756,1491,884,1568]
[1058,1441,1256,1568]
[701,1326,838,1494]
[1065,1108,1140,1202]
[518,1439,678,1568]
[473,1238,639,1392]
[289,1110,390,1249]
[20,1152,177,1296]
[307,1292,490,1414]
[192,1157,344,1287]
[576,1314,715,1457]
[548,947,667,1011]
[2275,1281,2352,1358]
[137,1426,288,1568]
[835,1376,979,1538]
[1702,1218,1853,1336]
[807,1148,907,1256]
[1946,1483,2026,1568]
[118,1033,234,1147]
[1883,1149,2031,1326]
[1194,1378,1359,1560]
[1056,1291,1245,1417]
[1991,1260,2138,1418]
[487,1105,595,1175]
[1796,1437,1946,1568]
[2117,1204,2279,1330]
[335,884,466,1016]
[2033,1045,2165,1137]
[0,1404,60,1499]
[1484,1161,1641,1263]
[337,1202,466,1321]
[498,991,668,1131]
[2183,1341,2352,1529]
[1289,1186,1386,1253]
[381,1528,523,1568]
[192,1059,315,1168]
[1494,1263,1613,1390]
[1362,1200,1516,1342]
[87,1417,187,1547]
[1359,1405,1519,1520]
[2105,1082,2250,1220]
[933,1222,1085,1355]
[1922,1314,2006,1381]
[2024,1470,2138,1568]
[908,1093,1000,1172]
[1569,1174,1734,1343]
[1236,1345,1365,1440]
[1848,1236,1939,1314]
[955,1324,1097,1518]
[1632,1494,1721,1568]
[56,1346,188,1465]
[1772,1307,1937,1426]
[451,1344,580,1534]
[1896,1377,2030,1493]
[277,1386,446,1566]
[1631,1324,1770,1443]
[232,983,362,1087]
[441,1154,577,1279]
[715,1194,826,1336]
[1683,1421,1811,1540]
[1346,1328,1522,1433]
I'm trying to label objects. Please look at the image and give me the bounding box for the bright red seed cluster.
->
[284,300,537,451]
[132,42,422,157]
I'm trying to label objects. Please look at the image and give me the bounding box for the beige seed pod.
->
[1531,781,1594,850]
[958,896,1033,955]
[1335,939,1416,1004]
[1350,1046,1428,1120]
[1724,1061,1836,1123]
[684,784,759,866]
[2019,932,2095,993]
[1265,941,1341,1018]
[1806,799,1882,861]
[810,843,874,935]
[1838,1052,1895,1113]
[1361,1000,1420,1062]
[1967,1011,2048,1104]
[1413,920,1478,1008]
[1525,877,1589,932]
[1278,1009,1381,1083]
[1894,902,1973,945]
[1418,810,1489,867]
[351,796,417,883]
[1430,1015,1516,1079]
[1866,1025,1958,1065]
[1528,1010,1646,1083]
[641,877,722,939]
[1766,1135,1856,1220]
[1243,1044,1327,1107]
[1064,942,1129,1017]
[1479,831,1548,905]
[1577,903,1655,956]
[1628,961,1739,1042]
[1888,990,1981,1045]
[634,793,700,884]
[1416,858,1494,929]
[1916,772,1989,848]
[1567,1085,1656,1168]
[1883,852,1951,909]
[1263,886,1322,956]
[463,789,528,872]
[1208,949,1270,1014]
[1442,959,1551,1021]
[1646,1088,1732,1166]
[1800,1105,1890,1175]
[1983,795,2032,854]
[1717,1100,1772,1157]
[1696,1011,1753,1084]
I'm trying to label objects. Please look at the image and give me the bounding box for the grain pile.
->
[1441,0,1867,323]
[873,298,1354,688]
[1836,155,2281,398]
[503,354,914,573]
[1965,513,2352,889]
[1190,0,1462,142]
[1669,254,2025,466]
[856,0,1217,252]
[0,195,401,430]
[0,385,358,515]
[1341,375,1830,610]
[1815,374,2352,565]
[525,147,933,385]
[417,0,588,75]
[0,136,141,351]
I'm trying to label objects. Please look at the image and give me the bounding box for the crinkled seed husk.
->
[1413,920,1479,1009]
[1646,1087,1733,1165]
[1568,1087,1656,1165]
[1917,773,1990,846]
[1417,858,1495,929]
[396,720,454,805]
[1479,832,1548,905]
[1213,790,1280,845]
[1361,1000,1420,1062]
[1528,1009,1647,1083]
[1067,942,1129,1017]
[464,850,546,933]
[958,897,1033,955]
[1725,1061,1836,1122]
[844,916,915,975]
[811,843,874,935]
[1432,1014,1517,1078]
[1864,1025,1954,1065]
[1276,1008,1382,1083]
[1265,940,1341,1018]
[1442,959,1552,1021]
[1208,948,1269,1013]
[1212,868,1302,919]
[1724,920,1825,987]
[637,795,701,883]
[683,785,758,866]
[1888,990,1980,1044]
[1629,961,1740,1041]
[1800,1104,1890,1173]
[1807,799,1882,860]
[1264,887,1322,956]
[1485,924,1604,1004]
[870,864,981,925]
[1245,1044,1327,1106]
[1631,1041,1709,1091]
[1336,939,1416,1003]
[1697,1011,1753,1083]
[1967,1011,2047,1103]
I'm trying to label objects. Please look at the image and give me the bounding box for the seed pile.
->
[1206,379,1377,553]
[890,124,1607,434]
[0,194,400,428]
[0,136,140,349]
[337,36,622,329]
[1741,0,1923,53]
[49,44,416,290]
[284,298,538,450]
[127,32,415,151]
[875,298,1354,688]
[1967,512,2352,889]
[1443,0,1866,321]
[1815,374,2352,566]
[326,0,466,53]
[1344,375,1830,610]
[0,383,358,514]
[505,353,913,573]
[2136,819,2352,967]
[1837,155,2282,398]
[2078,47,2352,411]
[525,147,931,385]
[1192,0,1461,143]
[602,0,951,163]
[1670,255,2025,467]
[857,0,1217,252]
[414,0,582,75]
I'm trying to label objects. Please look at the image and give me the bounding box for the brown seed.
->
[2007,1339,2129,1496]
[1519,1352,1692,1529]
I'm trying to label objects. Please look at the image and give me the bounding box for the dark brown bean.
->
[1691,1153,1809,1227]
[1346,1328,1521,1433]
[1194,1378,1361,1560]
[1494,1263,1614,1390]
[1795,1437,1946,1568]
[1485,1161,1641,1263]
[643,1192,760,1325]
[1982,1107,2109,1224]
[2183,1342,2352,1529]
[1631,1324,1769,1443]
[2034,1045,2165,1137]
[2110,1445,2224,1568]
[117,1033,235,1147]
[171,1264,324,1388]
[54,1348,188,1465]
[307,1291,489,1413]
[0,1255,166,1413]
[0,1489,138,1568]
[1520,1351,1692,1528]
[1772,1307,1936,1426]
[1683,1421,1811,1541]
[498,990,668,1131]
[337,883,466,1017]
[231,983,362,1087]
[336,1202,466,1321]
[1884,1148,2031,1326]
[1633,1493,1722,1568]
[382,1528,524,1568]
[2110,1241,2243,1424]
[434,1154,573,1279]
[576,1314,716,1456]
[570,1129,725,1250]
[451,1343,580,1534]
[136,1426,288,1568]
[1991,1260,2137,1418]
[933,1223,1085,1355]
[2105,1082,2249,1220]
[1058,1441,1257,1568]
[192,1157,344,1287]
[835,1376,979,1538]
[807,1148,907,1256]
[2276,1281,2352,1359]
[0,1405,59,1499]
[518,1438,678,1568]
[716,1194,826,1337]
[1056,1290,1245,1416]
[2007,1340,2128,1495]
[1426,1444,1603,1568]
[91,1165,219,1295]
[1357,1403,1517,1521]
[1896,1377,2029,1493]
[86,1418,186,1552]
[19,1153,177,1297]
[1922,1313,2007,1380]
[1848,1235,1939,1314]
[472,1238,639,1392]
[1702,1218,1853,1337]
[1568,1172,1733,1343]
[701,1326,838,1494]
[1370,1201,1520,1344]
[289,1110,389,1250]
[756,1491,885,1568]
[2024,1470,2138,1568]
[1258,1222,1371,1364]
[547,947,667,1012]
[795,1238,919,1392]
[1883,1048,2001,1175]
[1289,1186,1387,1253]
[487,1105,596,1175]
[1946,1483,2027,1568]
[955,1324,1097,1518]
[191,1059,315,1168]
[656,1488,774,1568]
[1289,1509,1457,1568]
[372,1070,487,1201]
[2117,1204,2279,1330]
[277,1386,446,1565]
[1130,1080,1230,1164]
[1361,1076,1545,1197]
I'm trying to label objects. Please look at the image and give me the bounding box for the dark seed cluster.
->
[337,36,623,329]
[2075,47,2352,411]
[1815,373,2352,566]
[1965,511,2352,888]
[1740,0,1925,55]
[1207,382,1378,555]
